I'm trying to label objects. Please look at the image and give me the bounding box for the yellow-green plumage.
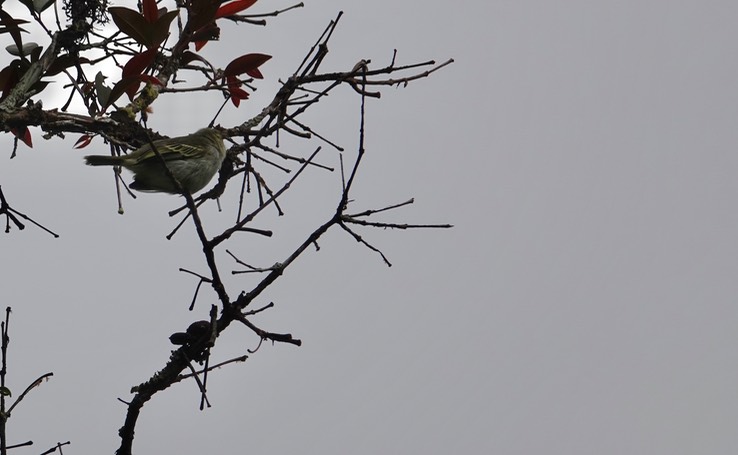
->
[84,128,226,194]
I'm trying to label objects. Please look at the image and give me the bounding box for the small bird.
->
[84,128,226,194]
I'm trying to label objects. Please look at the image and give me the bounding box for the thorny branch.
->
[0,308,56,455]
[117,22,451,453]
[110,8,452,452]
[0,2,451,453]
[0,187,58,237]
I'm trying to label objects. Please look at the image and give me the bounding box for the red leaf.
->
[139,75,163,86]
[45,54,89,77]
[105,77,140,109]
[122,48,157,79]
[215,0,258,19]
[142,0,158,23]
[109,7,152,47]
[109,74,164,107]
[224,53,271,79]
[110,6,177,49]
[194,40,207,51]
[11,126,32,148]
[124,79,143,100]
[150,10,178,47]
[74,134,93,149]
[187,0,220,32]
[189,23,220,47]
[225,75,249,107]
[0,66,19,101]
[226,75,239,87]
[228,85,249,107]
[180,50,210,66]
[247,67,263,79]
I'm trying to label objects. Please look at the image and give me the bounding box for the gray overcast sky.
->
[1,1,738,454]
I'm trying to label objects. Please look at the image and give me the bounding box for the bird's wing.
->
[134,140,201,163]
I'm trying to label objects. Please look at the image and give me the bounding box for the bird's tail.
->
[84,155,125,166]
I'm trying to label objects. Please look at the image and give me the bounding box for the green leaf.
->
[32,0,55,13]
[5,42,39,58]
[17,0,35,14]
